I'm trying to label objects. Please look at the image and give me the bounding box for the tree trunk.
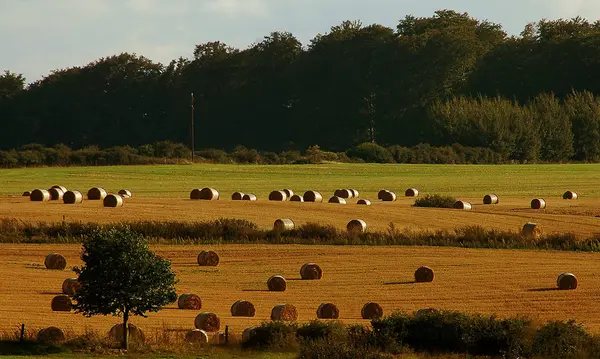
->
[122,310,129,350]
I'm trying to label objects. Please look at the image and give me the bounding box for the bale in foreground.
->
[195,312,221,332]
[347,219,367,233]
[87,187,107,200]
[30,189,50,202]
[231,300,256,317]
[414,266,434,283]
[271,304,298,321]
[290,194,304,202]
[274,218,295,231]
[48,187,64,201]
[63,190,83,204]
[178,293,202,310]
[185,329,209,344]
[405,188,419,197]
[37,327,65,343]
[197,250,220,266]
[267,275,287,292]
[453,201,472,210]
[317,303,339,319]
[103,194,124,208]
[51,295,72,312]
[300,263,323,280]
[328,196,347,204]
[45,253,67,270]
[557,273,578,290]
[361,302,383,319]
[379,190,397,202]
[62,277,82,296]
[109,323,145,344]
[522,222,542,240]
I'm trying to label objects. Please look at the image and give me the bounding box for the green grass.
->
[0,354,297,359]
[3,163,600,198]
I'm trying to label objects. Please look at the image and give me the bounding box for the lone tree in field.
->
[73,227,177,350]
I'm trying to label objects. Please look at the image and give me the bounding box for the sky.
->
[2,0,600,82]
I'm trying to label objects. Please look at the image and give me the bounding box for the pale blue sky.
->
[2,0,599,82]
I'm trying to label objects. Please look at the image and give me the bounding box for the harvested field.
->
[3,244,600,336]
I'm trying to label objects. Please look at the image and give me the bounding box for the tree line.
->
[2,11,600,162]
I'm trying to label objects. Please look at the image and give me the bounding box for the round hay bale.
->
[118,189,132,198]
[231,300,256,317]
[328,196,347,204]
[290,194,304,202]
[37,327,65,343]
[557,272,578,290]
[87,187,107,200]
[242,327,255,343]
[103,194,123,208]
[271,304,298,321]
[48,187,64,201]
[334,189,353,199]
[316,303,339,319]
[522,222,542,240]
[184,329,209,344]
[349,189,359,198]
[405,188,419,197]
[347,219,367,233]
[269,190,287,201]
[30,189,50,202]
[22,191,32,196]
[414,266,434,283]
[377,189,389,200]
[62,278,82,296]
[453,201,472,210]
[242,193,257,201]
[300,263,323,280]
[109,323,145,344]
[211,331,228,345]
[51,295,72,312]
[63,190,83,204]
[45,253,67,270]
[563,191,578,200]
[190,188,219,200]
[194,312,221,332]
[274,219,294,232]
[282,189,294,199]
[303,191,323,203]
[51,185,68,193]
[267,275,287,292]
[361,302,384,319]
[178,293,202,310]
[197,250,219,266]
[483,194,499,205]
[231,192,245,201]
[531,198,546,209]
[356,199,371,206]
[380,190,397,202]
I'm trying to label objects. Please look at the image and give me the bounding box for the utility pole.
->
[190,92,195,162]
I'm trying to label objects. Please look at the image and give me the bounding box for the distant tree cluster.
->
[2,11,600,161]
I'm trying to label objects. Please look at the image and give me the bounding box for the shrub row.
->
[243,312,600,359]
[2,218,599,252]
[0,141,514,168]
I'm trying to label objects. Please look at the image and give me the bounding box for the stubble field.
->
[1,164,600,337]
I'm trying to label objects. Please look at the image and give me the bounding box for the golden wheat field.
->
[1,195,600,237]
[2,243,600,337]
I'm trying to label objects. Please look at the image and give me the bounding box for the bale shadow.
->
[40,291,61,295]
[242,289,270,292]
[527,288,558,292]
[285,278,304,281]
[383,281,416,286]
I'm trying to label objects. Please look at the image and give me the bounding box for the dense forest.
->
[2,10,600,162]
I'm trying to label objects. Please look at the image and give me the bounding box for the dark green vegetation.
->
[413,194,457,208]
[74,228,178,349]
[3,12,600,162]
[1,219,598,252]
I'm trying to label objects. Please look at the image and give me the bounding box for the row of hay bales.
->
[453,190,579,211]
[27,185,132,207]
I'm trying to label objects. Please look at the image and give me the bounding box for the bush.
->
[299,340,391,359]
[532,320,600,359]
[297,320,347,343]
[413,194,457,208]
[347,142,394,163]
[197,148,230,163]
[232,145,261,164]
[242,321,298,350]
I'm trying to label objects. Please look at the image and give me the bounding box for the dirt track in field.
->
[1,195,600,237]
[2,244,600,337]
